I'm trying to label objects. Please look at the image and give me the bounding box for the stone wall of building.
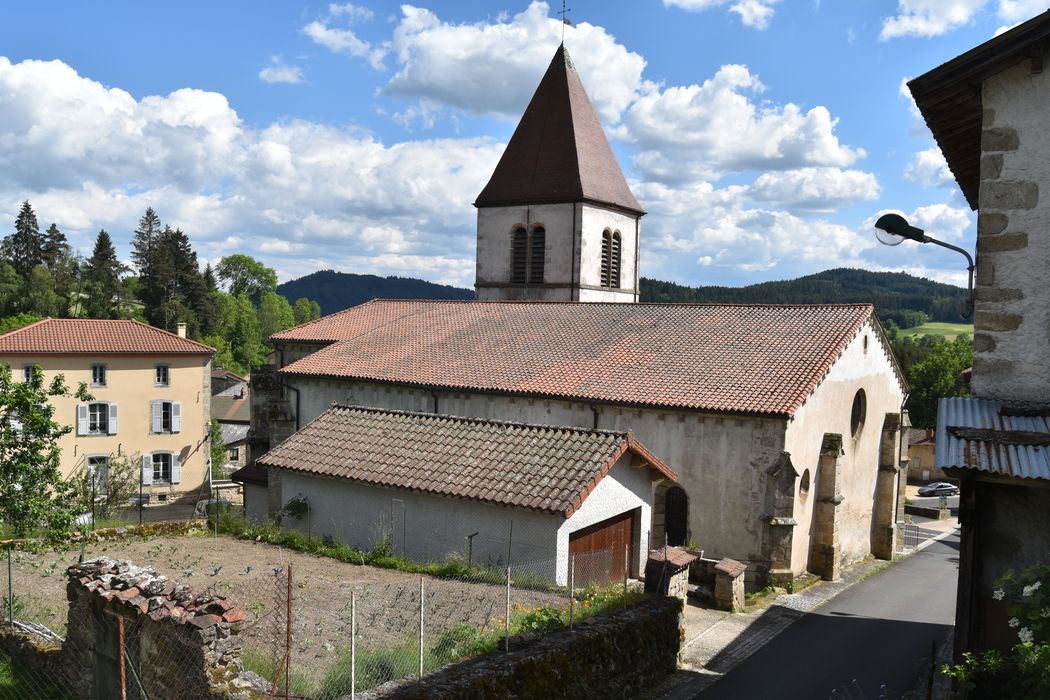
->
[361,597,683,700]
[974,60,1050,400]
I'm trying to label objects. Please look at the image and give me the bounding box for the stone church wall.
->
[973,61,1050,400]
[784,320,906,574]
[285,374,785,578]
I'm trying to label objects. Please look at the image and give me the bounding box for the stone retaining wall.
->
[363,597,683,699]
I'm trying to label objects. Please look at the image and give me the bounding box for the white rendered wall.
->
[558,456,657,582]
[244,484,269,524]
[288,374,786,568]
[973,62,1050,400]
[784,321,905,574]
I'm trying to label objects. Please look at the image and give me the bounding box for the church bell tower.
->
[474,44,644,302]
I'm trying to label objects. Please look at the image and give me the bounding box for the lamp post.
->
[873,213,975,319]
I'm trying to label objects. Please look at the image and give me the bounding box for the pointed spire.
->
[475,44,643,215]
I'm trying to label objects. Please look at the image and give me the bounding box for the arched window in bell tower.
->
[511,227,528,283]
[530,226,545,283]
[511,226,544,284]
[601,229,622,288]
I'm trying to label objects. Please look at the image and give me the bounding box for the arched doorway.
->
[665,486,689,547]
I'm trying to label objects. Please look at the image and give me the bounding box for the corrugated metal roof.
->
[219,423,249,446]
[936,396,1050,481]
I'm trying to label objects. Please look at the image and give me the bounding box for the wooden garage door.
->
[568,510,634,586]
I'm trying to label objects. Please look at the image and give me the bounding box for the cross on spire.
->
[559,1,571,43]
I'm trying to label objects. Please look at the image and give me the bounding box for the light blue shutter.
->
[108,404,118,435]
[10,412,22,433]
[77,404,89,435]
[171,402,182,433]
[170,453,181,485]
[141,454,153,485]
[151,401,162,434]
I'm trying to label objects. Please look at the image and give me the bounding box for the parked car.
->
[918,482,960,497]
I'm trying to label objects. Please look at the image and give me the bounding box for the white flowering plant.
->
[943,564,1050,698]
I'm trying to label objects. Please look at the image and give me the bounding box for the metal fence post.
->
[506,521,513,566]
[569,554,575,631]
[418,576,425,678]
[504,565,511,652]
[6,543,12,630]
[286,563,293,699]
[623,544,629,610]
[350,591,356,700]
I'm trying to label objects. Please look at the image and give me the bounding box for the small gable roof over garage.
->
[256,405,676,517]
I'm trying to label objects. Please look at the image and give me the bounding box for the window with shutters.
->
[88,402,108,435]
[600,230,622,288]
[151,400,181,434]
[510,226,545,284]
[155,365,170,386]
[91,364,107,386]
[152,453,172,484]
[88,455,110,495]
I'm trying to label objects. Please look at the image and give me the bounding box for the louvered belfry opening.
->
[511,226,545,285]
[601,230,621,288]
[530,226,545,283]
[511,227,528,283]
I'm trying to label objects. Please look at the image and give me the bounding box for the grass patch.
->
[899,322,973,339]
[856,561,891,582]
[0,654,68,699]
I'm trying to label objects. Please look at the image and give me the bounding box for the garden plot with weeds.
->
[5,528,572,695]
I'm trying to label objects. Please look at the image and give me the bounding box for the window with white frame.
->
[22,365,34,383]
[150,400,182,434]
[88,455,110,495]
[77,402,117,436]
[155,365,170,386]
[141,452,180,485]
[91,364,107,386]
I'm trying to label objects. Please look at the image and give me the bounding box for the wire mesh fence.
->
[0,539,641,699]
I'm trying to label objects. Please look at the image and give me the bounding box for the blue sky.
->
[0,1,1044,290]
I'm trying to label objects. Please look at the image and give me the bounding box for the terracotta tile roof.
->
[256,405,676,517]
[277,300,894,418]
[474,44,643,215]
[0,318,214,355]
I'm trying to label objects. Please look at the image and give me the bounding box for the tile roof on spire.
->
[474,43,644,215]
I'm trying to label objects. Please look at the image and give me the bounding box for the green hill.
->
[640,268,969,325]
[277,270,474,316]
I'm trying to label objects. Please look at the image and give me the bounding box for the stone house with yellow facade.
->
[0,318,214,503]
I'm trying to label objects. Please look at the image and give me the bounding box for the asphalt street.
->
[700,532,959,699]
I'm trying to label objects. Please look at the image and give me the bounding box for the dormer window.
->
[601,230,621,288]
[510,226,545,284]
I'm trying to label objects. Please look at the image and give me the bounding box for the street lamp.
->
[873,213,975,319]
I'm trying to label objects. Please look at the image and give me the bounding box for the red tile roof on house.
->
[256,405,675,517]
[474,44,643,215]
[0,319,214,355]
[276,300,902,418]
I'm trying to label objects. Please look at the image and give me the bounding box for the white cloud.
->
[0,56,504,287]
[998,0,1048,21]
[746,167,880,211]
[615,64,864,183]
[881,1,1045,40]
[258,56,304,84]
[383,2,648,124]
[303,4,386,70]
[663,0,781,29]
[905,147,955,188]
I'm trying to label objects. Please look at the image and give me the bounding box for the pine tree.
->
[3,201,44,277]
[83,230,127,319]
[131,208,164,322]
[40,223,71,269]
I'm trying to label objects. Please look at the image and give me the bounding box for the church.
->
[240,44,909,589]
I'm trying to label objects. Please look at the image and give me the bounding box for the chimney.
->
[177,322,187,338]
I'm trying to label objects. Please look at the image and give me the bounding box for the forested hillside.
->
[641,268,970,325]
[277,270,474,315]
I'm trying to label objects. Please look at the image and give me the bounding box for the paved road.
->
[701,533,959,699]
[913,495,960,511]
